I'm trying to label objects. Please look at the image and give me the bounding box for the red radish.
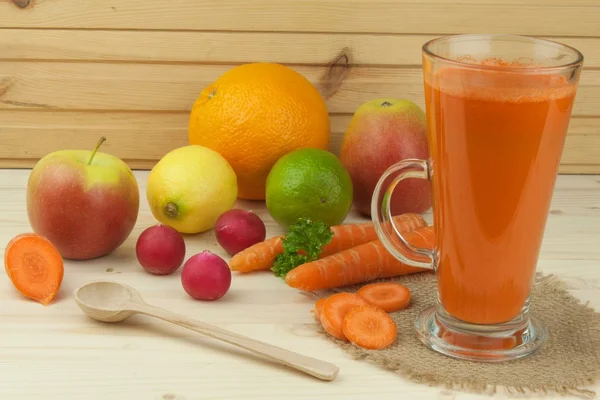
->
[214,209,266,255]
[136,224,186,275]
[181,251,232,301]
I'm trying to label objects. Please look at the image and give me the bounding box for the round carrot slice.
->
[356,282,411,312]
[319,292,370,340]
[4,233,64,305]
[313,297,326,320]
[342,304,398,350]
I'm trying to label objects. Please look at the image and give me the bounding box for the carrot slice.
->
[319,292,370,340]
[357,282,411,312]
[313,297,326,320]
[4,233,64,305]
[342,304,398,350]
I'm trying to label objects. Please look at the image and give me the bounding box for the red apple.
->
[340,99,432,216]
[26,137,139,260]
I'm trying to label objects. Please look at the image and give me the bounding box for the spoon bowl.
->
[74,281,141,323]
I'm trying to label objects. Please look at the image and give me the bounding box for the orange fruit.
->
[188,63,330,200]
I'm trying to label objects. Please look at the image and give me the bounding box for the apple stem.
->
[164,202,179,219]
[87,136,107,165]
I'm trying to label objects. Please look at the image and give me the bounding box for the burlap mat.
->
[315,272,600,399]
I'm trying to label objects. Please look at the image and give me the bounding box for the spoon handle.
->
[133,303,339,381]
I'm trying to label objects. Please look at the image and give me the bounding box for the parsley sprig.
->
[271,217,334,278]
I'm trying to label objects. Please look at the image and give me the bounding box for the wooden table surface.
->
[1,169,599,400]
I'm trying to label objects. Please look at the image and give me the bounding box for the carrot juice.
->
[424,61,577,325]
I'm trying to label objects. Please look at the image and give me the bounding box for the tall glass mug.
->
[371,34,583,362]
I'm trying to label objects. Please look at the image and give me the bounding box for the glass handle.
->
[370,159,436,270]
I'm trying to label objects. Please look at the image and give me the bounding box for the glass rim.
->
[422,33,584,73]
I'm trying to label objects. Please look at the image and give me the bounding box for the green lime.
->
[266,148,353,229]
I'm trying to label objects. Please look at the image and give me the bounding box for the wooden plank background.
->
[0,0,599,174]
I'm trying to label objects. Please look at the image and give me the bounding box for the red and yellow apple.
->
[340,99,432,216]
[26,137,139,260]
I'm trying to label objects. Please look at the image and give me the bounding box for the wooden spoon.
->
[73,281,339,381]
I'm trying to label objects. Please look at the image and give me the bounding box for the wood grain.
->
[0,62,382,113]
[0,112,192,161]
[0,111,597,174]
[0,62,598,116]
[0,169,598,399]
[0,62,422,113]
[1,0,599,36]
[0,158,589,175]
[0,29,425,66]
[1,30,598,68]
[0,1,599,172]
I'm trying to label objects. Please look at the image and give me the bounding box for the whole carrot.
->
[228,213,427,273]
[285,225,435,291]
[320,213,426,256]
[228,235,284,273]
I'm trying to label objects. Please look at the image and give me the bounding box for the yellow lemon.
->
[146,145,237,234]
